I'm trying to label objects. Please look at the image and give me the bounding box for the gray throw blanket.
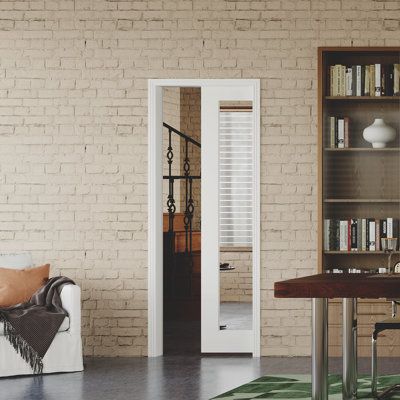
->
[0,276,74,374]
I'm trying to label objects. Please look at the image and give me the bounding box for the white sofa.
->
[0,253,84,377]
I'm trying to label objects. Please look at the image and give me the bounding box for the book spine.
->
[375,219,380,251]
[364,65,370,96]
[344,117,349,148]
[370,64,375,97]
[330,116,336,148]
[369,219,376,251]
[340,220,347,251]
[375,64,381,96]
[346,67,352,96]
[386,64,394,96]
[361,219,366,251]
[394,64,400,96]
[380,219,387,251]
[381,64,386,96]
[348,219,351,252]
[356,65,361,96]
[330,66,334,96]
[357,218,362,251]
[361,65,365,96]
[324,219,330,251]
[394,219,399,247]
[341,65,346,96]
[337,118,344,148]
[333,65,339,96]
[365,218,369,251]
[387,217,393,238]
[351,219,358,251]
[352,66,357,96]
[334,220,340,251]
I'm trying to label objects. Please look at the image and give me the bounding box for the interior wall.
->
[0,0,398,357]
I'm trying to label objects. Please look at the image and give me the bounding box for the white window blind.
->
[219,109,253,247]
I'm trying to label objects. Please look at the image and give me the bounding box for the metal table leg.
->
[343,298,358,400]
[312,298,328,400]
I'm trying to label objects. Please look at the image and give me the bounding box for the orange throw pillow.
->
[0,264,50,307]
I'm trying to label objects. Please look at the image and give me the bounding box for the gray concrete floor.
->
[0,356,399,400]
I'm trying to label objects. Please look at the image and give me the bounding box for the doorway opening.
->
[162,87,202,355]
[148,79,260,357]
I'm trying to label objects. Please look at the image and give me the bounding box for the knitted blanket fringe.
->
[0,314,43,374]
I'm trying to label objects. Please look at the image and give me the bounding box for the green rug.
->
[212,374,400,399]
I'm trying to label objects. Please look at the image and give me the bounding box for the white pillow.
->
[0,253,33,269]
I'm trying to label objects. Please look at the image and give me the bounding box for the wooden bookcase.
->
[317,47,400,356]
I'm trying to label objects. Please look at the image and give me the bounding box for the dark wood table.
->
[274,273,400,400]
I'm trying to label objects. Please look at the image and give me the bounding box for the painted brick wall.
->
[0,0,399,357]
[220,250,252,302]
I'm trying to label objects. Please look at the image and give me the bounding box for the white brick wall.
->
[0,0,398,357]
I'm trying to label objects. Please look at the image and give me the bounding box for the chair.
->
[0,253,83,377]
[372,300,400,399]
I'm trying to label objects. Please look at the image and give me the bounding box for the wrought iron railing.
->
[163,122,200,256]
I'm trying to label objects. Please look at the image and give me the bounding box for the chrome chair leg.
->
[372,331,378,398]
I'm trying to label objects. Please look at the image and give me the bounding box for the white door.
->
[201,84,259,353]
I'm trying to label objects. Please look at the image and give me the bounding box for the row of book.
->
[328,116,349,148]
[324,218,399,252]
[329,64,400,97]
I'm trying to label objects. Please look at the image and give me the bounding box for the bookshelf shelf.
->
[325,96,400,101]
[324,199,400,203]
[324,251,400,255]
[324,147,400,152]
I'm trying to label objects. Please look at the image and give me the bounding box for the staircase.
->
[163,122,201,321]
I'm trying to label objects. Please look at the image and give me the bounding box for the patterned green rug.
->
[212,374,400,399]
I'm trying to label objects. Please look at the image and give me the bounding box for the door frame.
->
[148,79,260,357]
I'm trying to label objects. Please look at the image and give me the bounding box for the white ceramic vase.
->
[362,118,396,148]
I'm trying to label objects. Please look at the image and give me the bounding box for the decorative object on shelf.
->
[363,118,396,148]
[381,237,398,274]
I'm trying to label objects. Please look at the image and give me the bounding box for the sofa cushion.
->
[0,264,50,307]
[0,316,70,335]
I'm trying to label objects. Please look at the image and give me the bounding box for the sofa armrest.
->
[60,285,81,335]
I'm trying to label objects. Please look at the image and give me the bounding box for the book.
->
[330,116,336,148]
[366,218,370,251]
[370,64,375,97]
[369,219,376,251]
[346,67,352,96]
[352,66,357,96]
[361,218,367,251]
[375,64,381,96]
[351,219,358,251]
[387,217,393,238]
[344,117,349,148]
[386,64,394,96]
[356,65,362,96]
[364,65,370,96]
[337,118,345,148]
[380,219,387,242]
[375,219,380,251]
[324,219,330,251]
[361,65,365,96]
[340,220,348,251]
[341,65,346,96]
[394,64,400,96]
[357,218,362,251]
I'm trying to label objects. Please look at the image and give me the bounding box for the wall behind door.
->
[0,0,398,357]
